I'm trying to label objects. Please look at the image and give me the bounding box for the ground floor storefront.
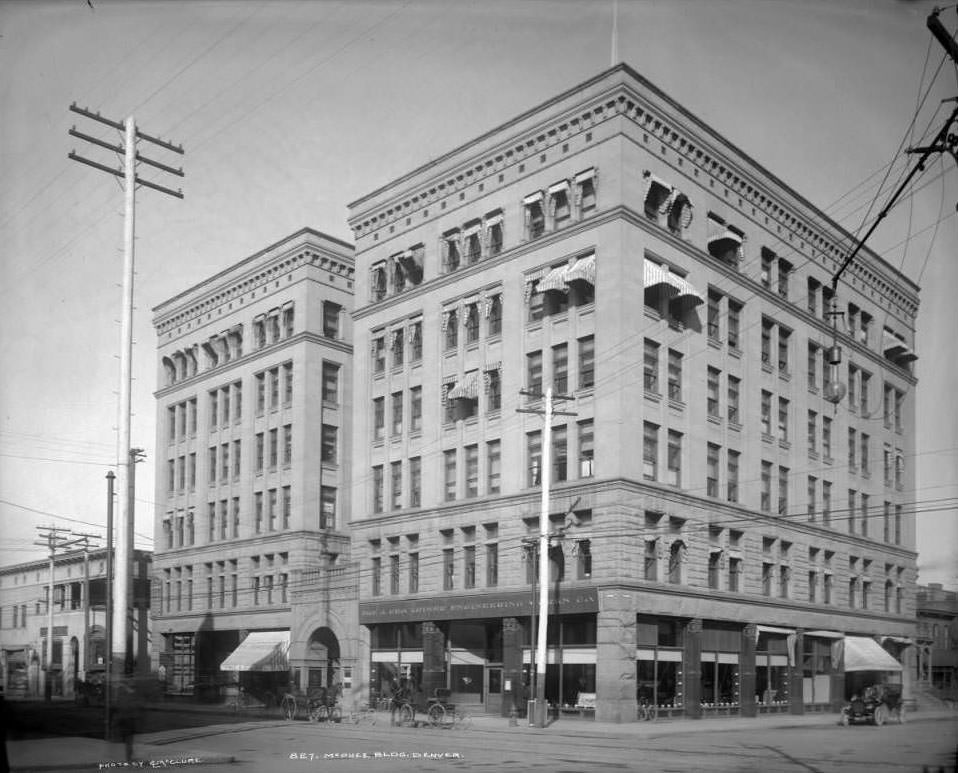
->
[358,586,914,722]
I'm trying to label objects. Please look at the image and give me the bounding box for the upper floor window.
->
[523,192,546,239]
[575,168,597,215]
[463,223,482,265]
[485,212,504,256]
[441,230,461,274]
[706,213,744,268]
[487,294,502,337]
[372,335,386,374]
[464,302,480,345]
[370,263,387,302]
[409,319,423,362]
[322,301,341,339]
[548,180,572,228]
[443,309,458,351]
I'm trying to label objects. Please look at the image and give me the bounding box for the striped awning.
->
[883,330,917,362]
[707,229,743,249]
[565,253,596,286]
[523,191,544,205]
[220,631,290,672]
[447,374,479,400]
[643,259,704,304]
[539,264,570,293]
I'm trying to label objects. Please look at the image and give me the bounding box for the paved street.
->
[124,714,958,773]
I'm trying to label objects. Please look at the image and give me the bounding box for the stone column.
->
[829,638,845,711]
[789,630,804,715]
[595,592,635,723]
[421,622,446,699]
[682,618,702,719]
[739,623,757,718]
[501,617,523,717]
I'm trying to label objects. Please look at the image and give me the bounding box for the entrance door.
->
[485,666,503,715]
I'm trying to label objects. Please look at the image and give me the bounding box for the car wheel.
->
[873,705,886,726]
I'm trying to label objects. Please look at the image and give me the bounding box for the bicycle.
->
[637,697,657,722]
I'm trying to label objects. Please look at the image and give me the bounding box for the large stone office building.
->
[345,64,920,722]
[151,228,355,700]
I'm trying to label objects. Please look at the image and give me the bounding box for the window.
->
[410,320,423,362]
[807,410,817,455]
[444,449,457,502]
[526,350,542,395]
[822,416,832,460]
[643,422,658,481]
[708,550,721,589]
[524,193,545,239]
[372,466,384,514]
[269,367,280,409]
[487,294,502,337]
[384,330,402,372]
[822,481,832,527]
[553,344,568,394]
[727,375,740,424]
[667,349,682,401]
[282,486,291,530]
[464,226,481,265]
[208,446,217,484]
[727,450,740,503]
[761,391,772,436]
[372,397,385,442]
[464,545,477,589]
[760,461,772,512]
[727,299,742,350]
[860,371,871,415]
[390,461,402,510]
[487,440,501,495]
[848,428,857,471]
[255,373,266,416]
[761,318,773,367]
[707,289,722,340]
[861,493,870,537]
[643,339,659,393]
[443,549,455,590]
[372,335,386,374]
[268,428,278,469]
[268,489,278,530]
[486,542,499,587]
[410,386,422,432]
[644,538,658,582]
[322,301,341,338]
[549,181,571,227]
[778,466,789,515]
[464,303,479,344]
[552,425,568,483]
[777,258,791,299]
[254,493,263,533]
[808,342,820,391]
[894,389,904,433]
[778,328,791,376]
[807,476,817,521]
[320,486,336,529]
[255,432,264,473]
[527,430,542,486]
[707,367,720,418]
[778,397,789,443]
[221,442,229,482]
[706,443,720,497]
[760,249,772,289]
[391,391,403,437]
[848,364,859,411]
[578,336,595,389]
[321,424,337,464]
[667,430,682,486]
[465,445,479,498]
[209,390,218,430]
[443,380,456,424]
[762,562,774,597]
[578,420,594,478]
[322,362,339,403]
[807,277,820,315]
[371,557,382,596]
[576,169,597,214]
[444,310,458,351]
[668,541,685,585]
[486,214,504,256]
[442,231,461,273]
[408,552,420,593]
[410,457,422,508]
[232,498,240,537]
[779,565,790,599]
[894,504,902,544]
[283,425,292,467]
[221,387,230,427]
[485,367,501,413]
[895,450,904,490]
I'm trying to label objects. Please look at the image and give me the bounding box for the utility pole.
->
[34,526,70,701]
[68,105,184,680]
[105,470,115,741]
[517,386,577,727]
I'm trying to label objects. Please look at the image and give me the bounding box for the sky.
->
[1,0,956,589]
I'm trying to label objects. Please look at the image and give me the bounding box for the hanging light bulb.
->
[824,343,846,404]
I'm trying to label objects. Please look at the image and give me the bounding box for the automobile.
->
[839,684,905,726]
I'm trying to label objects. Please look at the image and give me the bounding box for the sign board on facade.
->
[359,587,598,624]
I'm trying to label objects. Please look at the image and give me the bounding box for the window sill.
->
[644,390,662,403]
[707,414,722,426]
[761,432,775,444]
[761,362,773,374]
[778,370,791,382]
[707,336,723,350]
[728,421,742,432]
[729,346,741,358]
[668,398,686,412]
[823,456,833,465]
[778,439,790,451]
[808,450,819,461]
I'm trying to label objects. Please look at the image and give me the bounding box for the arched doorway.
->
[305,627,341,693]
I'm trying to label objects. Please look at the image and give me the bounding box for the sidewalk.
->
[7,704,955,771]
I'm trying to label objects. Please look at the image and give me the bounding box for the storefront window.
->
[756,633,790,710]
[801,637,833,706]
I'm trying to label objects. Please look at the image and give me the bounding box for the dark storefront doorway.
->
[484,666,503,714]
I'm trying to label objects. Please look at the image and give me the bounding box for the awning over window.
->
[539,265,570,293]
[220,631,290,672]
[843,636,902,672]
[575,167,595,183]
[523,191,544,205]
[805,630,844,639]
[756,625,794,637]
[883,330,917,362]
[643,259,704,304]
[565,253,595,286]
[548,180,570,194]
[447,374,479,401]
[707,230,743,250]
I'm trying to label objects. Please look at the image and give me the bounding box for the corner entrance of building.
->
[484,666,503,714]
